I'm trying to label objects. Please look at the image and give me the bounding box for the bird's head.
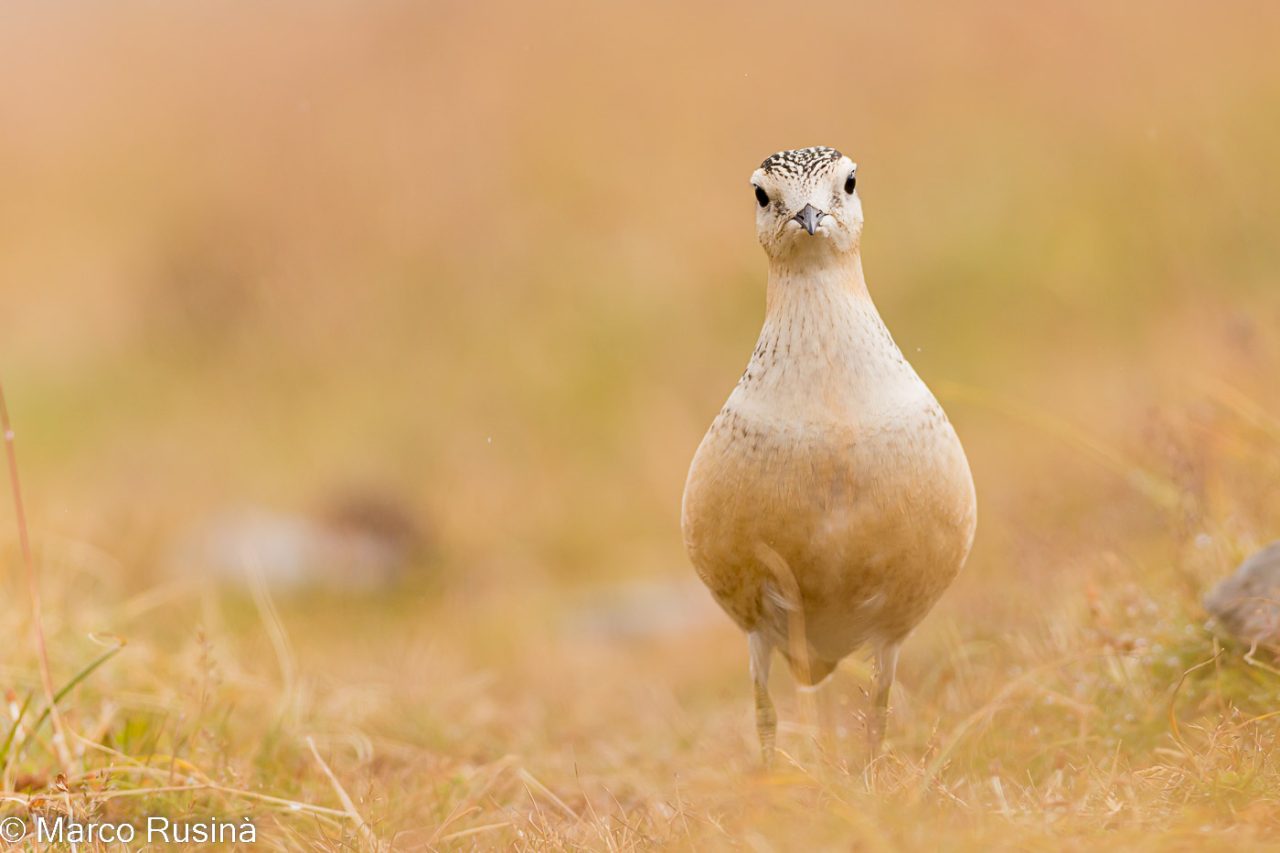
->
[750,147,862,262]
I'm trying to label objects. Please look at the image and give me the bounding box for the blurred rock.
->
[316,489,424,560]
[167,491,429,592]
[562,578,722,641]
[1204,542,1280,647]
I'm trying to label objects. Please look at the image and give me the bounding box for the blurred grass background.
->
[3,1,1280,848]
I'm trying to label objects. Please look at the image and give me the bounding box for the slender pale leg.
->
[748,631,777,767]
[867,641,901,759]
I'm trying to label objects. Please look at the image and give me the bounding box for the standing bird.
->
[681,147,977,763]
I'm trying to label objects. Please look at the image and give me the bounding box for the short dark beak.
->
[793,204,822,235]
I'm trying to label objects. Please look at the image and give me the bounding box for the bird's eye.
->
[844,173,857,194]
[754,186,770,208]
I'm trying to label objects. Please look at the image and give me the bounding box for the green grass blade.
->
[0,692,34,769]
[26,641,126,744]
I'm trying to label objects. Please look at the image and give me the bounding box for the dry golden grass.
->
[3,1,1280,849]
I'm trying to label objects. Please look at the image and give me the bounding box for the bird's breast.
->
[681,322,977,643]
[685,382,972,545]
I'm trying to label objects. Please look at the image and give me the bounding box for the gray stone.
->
[1205,542,1280,646]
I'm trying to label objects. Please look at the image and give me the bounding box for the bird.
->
[680,146,977,764]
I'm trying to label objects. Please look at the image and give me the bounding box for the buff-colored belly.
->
[682,401,976,663]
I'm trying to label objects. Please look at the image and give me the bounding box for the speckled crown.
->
[759,147,844,177]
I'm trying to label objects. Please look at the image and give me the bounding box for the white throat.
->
[731,249,928,425]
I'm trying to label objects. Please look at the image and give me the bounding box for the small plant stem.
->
[0,381,72,772]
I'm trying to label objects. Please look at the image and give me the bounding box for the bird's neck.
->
[751,249,916,405]
[736,249,929,425]
[764,251,871,319]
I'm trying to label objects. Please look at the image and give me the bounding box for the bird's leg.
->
[748,631,777,768]
[867,641,900,760]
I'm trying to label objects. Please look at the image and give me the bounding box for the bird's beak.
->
[793,204,823,235]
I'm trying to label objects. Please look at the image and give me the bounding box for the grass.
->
[3,389,1280,848]
[3,1,1280,849]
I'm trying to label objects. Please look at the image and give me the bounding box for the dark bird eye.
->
[754,186,770,208]
[844,173,857,194]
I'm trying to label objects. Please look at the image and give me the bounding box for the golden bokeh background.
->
[3,2,1280,846]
